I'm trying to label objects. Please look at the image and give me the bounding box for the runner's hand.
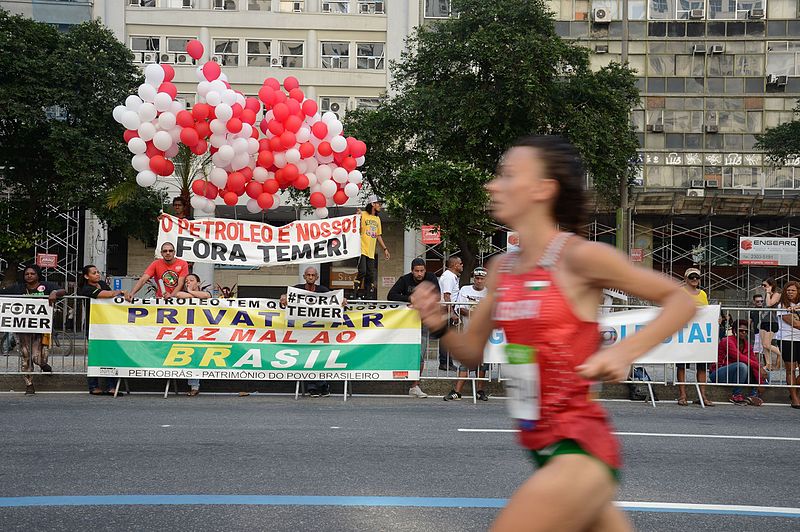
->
[410,282,447,331]
[576,347,631,383]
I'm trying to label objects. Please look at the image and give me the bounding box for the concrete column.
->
[403,228,422,272]
[307,0,320,12]
[271,0,280,12]
[200,26,211,62]
[83,211,108,275]
[307,29,318,69]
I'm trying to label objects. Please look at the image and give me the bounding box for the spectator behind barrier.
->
[677,267,712,407]
[174,273,211,397]
[759,277,782,371]
[125,242,189,301]
[712,319,766,406]
[79,265,124,396]
[774,281,800,408]
[438,256,463,371]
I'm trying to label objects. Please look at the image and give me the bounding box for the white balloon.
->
[125,95,143,112]
[326,197,336,207]
[305,157,319,172]
[121,111,141,130]
[344,182,359,198]
[211,151,228,168]
[244,198,260,213]
[138,83,157,103]
[153,130,173,151]
[209,167,228,188]
[197,81,211,97]
[219,72,229,83]
[112,105,126,124]
[196,66,206,81]
[216,103,233,122]
[230,137,247,154]
[318,154,334,164]
[270,193,281,209]
[154,92,172,112]
[348,170,363,184]
[131,154,150,172]
[327,120,343,137]
[144,63,165,84]
[247,137,260,155]
[316,165,333,181]
[202,197,216,213]
[231,152,250,170]
[137,102,157,123]
[217,144,235,162]
[296,160,307,174]
[356,156,365,166]
[209,119,227,134]
[285,148,301,164]
[169,127,181,142]
[209,134,227,148]
[273,152,287,168]
[165,144,179,158]
[157,112,176,130]
[210,79,227,93]
[296,127,311,143]
[235,93,246,107]
[264,110,275,122]
[330,135,347,153]
[137,121,156,141]
[190,195,206,211]
[127,137,147,155]
[332,167,349,184]
[322,111,338,123]
[240,123,253,139]
[206,91,222,107]
[305,172,318,187]
[136,170,158,187]
[221,90,237,106]
[169,100,185,114]
[253,167,269,183]
[314,207,329,219]
[320,180,337,198]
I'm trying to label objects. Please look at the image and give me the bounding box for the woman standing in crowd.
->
[774,281,800,408]
[759,277,782,371]
[78,265,124,395]
[411,136,696,531]
[0,265,65,395]
[175,273,211,396]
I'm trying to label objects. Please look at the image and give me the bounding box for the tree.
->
[0,11,161,268]
[344,0,640,276]
[756,102,800,166]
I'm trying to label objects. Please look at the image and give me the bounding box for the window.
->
[425,0,451,18]
[358,0,385,14]
[322,1,349,13]
[357,42,384,70]
[157,0,194,7]
[321,42,350,69]
[248,0,271,9]
[247,40,272,67]
[356,97,381,110]
[129,0,156,6]
[280,0,304,12]
[280,41,304,68]
[766,41,800,76]
[213,0,238,9]
[213,39,239,67]
[708,0,764,19]
[165,37,195,65]
[130,36,160,63]
[649,0,703,18]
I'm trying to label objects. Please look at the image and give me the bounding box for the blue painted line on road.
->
[0,496,798,518]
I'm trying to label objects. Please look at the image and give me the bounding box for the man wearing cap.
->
[356,195,390,299]
[444,267,490,402]
[677,267,713,406]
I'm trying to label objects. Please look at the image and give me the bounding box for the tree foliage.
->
[0,11,162,264]
[755,102,800,165]
[344,0,639,271]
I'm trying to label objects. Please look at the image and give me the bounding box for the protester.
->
[444,266,489,402]
[78,265,124,396]
[388,258,441,398]
[355,195,390,300]
[125,242,189,300]
[411,135,695,530]
[759,277,782,371]
[774,281,800,408]
[172,196,190,219]
[175,273,211,397]
[438,256,463,371]
[677,267,712,407]
[712,319,766,406]
[0,265,66,395]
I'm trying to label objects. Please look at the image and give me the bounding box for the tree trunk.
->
[456,236,479,285]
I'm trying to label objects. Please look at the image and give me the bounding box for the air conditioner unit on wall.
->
[595,44,609,54]
[142,52,157,63]
[293,1,303,12]
[182,0,194,7]
[749,8,765,18]
[359,3,369,13]
[592,7,612,23]
[270,57,282,67]
[705,179,720,188]
[689,9,705,19]
[160,53,173,64]
[690,179,705,188]
[322,2,331,12]
[692,44,706,54]
[687,189,705,197]
[175,53,193,65]
[709,44,724,54]
[211,55,224,64]
[650,124,664,133]
[705,124,719,133]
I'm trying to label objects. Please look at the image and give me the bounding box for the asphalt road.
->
[0,393,798,531]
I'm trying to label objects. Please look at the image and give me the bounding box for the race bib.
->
[504,343,540,430]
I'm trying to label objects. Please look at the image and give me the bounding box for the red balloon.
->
[123,130,139,143]
[283,163,299,182]
[258,138,271,151]
[186,39,204,60]
[280,131,296,149]
[231,103,243,118]
[269,137,283,152]
[346,136,358,152]
[258,86,275,106]
[202,61,221,81]
[208,106,216,120]
[223,191,239,206]
[264,78,281,91]
[161,64,175,82]
[257,150,274,167]
[191,138,208,155]
[299,142,315,159]
[194,121,211,139]
[251,126,260,139]
[309,191,326,209]
[267,120,284,136]
[151,155,171,176]
[301,99,318,117]
[257,193,274,210]
[259,118,269,134]
[240,167,253,180]
[145,142,162,158]
[286,99,301,117]
[283,76,300,91]
[180,127,200,147]
[311,122,328,140]
[245,97,261,113]
[176,110,194,128]
[289,88,304,102]
[203,181,218,199]
[163,160,175,176]
[158,81,177,99]
[191,179,206,196]
[273,103,289,122]
[263,179,279,194]
[274,169,288,187]
[342,157,357,172]
[293,173,309,190]
[245,181,263,199]
[227,172,246,194]
[317,141,333,157]
[226,118,243,134]
[192,103,210,121]
[351,140,367,158]
[240,109,256,125]
[284,115,302,133]
[272,90,287,105]
[333,190,348,205]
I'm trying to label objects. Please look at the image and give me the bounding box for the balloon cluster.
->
[112,39,367,219]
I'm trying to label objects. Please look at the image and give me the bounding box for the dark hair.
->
[186,273,201,283]
[446,256,461,268]
[161,242,175,251]
[79,264,97,288]
[780,281,800,307]
[732,319,750,330]
[23,264,42,282]
[172,197,185,205]
[365,203,377,215]
[411,257,426,269]
[763,277,778,291]
[752,294,763,300]
[509,135,587,236]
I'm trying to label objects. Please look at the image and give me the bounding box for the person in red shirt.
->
[125,242,189,300]
[712,319,766,406]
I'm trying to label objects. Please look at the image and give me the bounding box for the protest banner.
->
[87,298,421,381]
[285,287,345,323]
[484,305,719,365]
[0,297,53,334]
[156,213,361,267]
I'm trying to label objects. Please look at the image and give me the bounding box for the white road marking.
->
[458,429,800,441]
[616,501,800,517]
[160,425,171,428]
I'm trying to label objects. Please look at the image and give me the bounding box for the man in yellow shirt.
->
[677,267,713,406]
[356,194,390,299]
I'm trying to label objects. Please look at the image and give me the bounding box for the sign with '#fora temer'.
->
[739,237,798,266]
[285,287,345,323]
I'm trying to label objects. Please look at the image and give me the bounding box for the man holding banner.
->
[126,242,189,301]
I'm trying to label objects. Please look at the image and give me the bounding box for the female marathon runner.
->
[411,136,697,531]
